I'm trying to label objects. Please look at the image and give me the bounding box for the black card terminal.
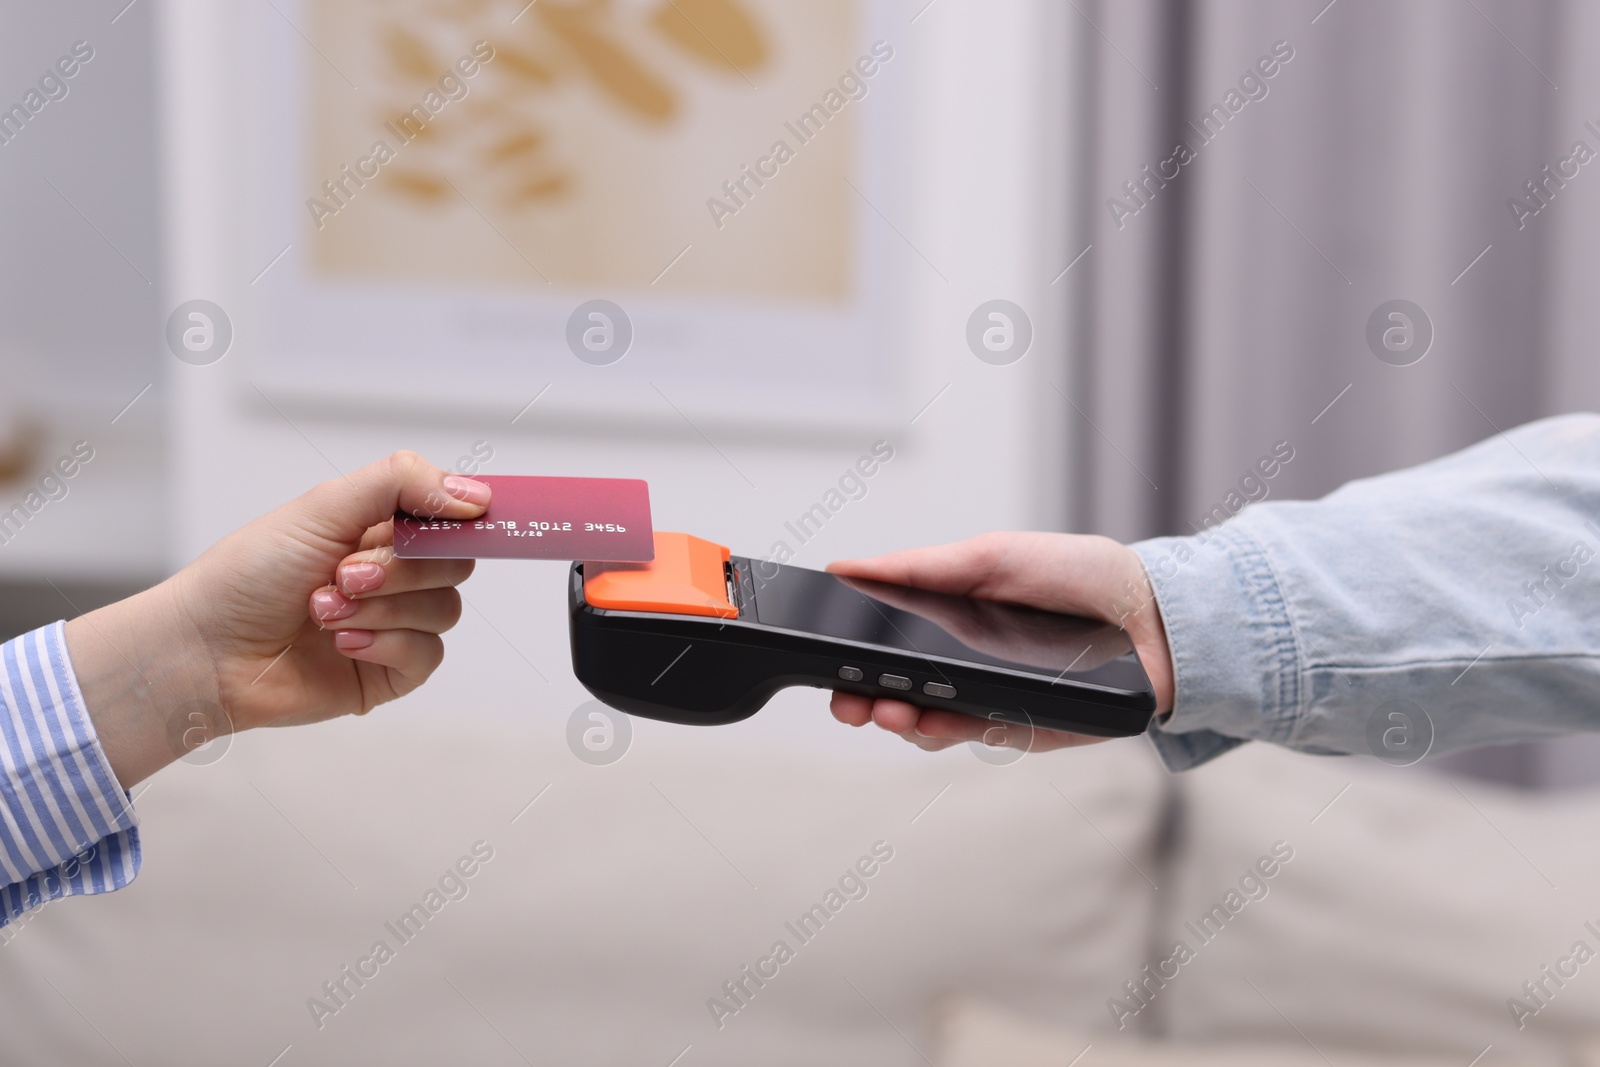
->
[568,532,1157,737]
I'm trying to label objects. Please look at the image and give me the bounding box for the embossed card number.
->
[394,475,653,561]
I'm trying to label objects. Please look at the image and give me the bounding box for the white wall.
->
[0,0,167,583]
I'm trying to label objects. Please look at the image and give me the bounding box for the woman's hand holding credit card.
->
[67,452,499,787]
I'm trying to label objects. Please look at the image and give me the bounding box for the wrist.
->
[64,579,222,789]
[1114,546,1175,714]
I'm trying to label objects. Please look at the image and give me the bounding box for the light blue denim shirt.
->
[1132,413,1600,772]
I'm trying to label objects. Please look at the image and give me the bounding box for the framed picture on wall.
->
[243,0,908,428]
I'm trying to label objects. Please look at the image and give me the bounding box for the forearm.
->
[63,580,219,790]
[1133,413,1600,770]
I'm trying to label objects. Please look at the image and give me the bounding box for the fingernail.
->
[334,629,375,651]
[443,475,492,506]
[340,562,385,596]
[311,588,356,623]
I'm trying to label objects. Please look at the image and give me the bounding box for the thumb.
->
[829,532,1139,620]
[827,532,1027,599]
[290,451,491,547]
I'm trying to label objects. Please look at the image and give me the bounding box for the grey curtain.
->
[1070,0,1598,785]
[1072,0,1579,542]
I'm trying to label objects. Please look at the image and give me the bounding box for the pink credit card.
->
[394,476,654,561]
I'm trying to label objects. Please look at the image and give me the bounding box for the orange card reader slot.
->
[582,531,738,618]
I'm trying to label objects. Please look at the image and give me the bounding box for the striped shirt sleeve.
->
[0,621,140,927]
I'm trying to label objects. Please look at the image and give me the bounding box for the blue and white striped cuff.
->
[0,621,140,925]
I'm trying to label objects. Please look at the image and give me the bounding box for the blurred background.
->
[6,0,1600,1063]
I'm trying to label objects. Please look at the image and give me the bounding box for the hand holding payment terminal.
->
[569,532,1157,737]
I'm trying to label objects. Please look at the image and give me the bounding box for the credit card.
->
[394,475,654,561]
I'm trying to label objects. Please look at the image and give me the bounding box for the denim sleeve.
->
[0,622,140,929]
[1129,413,1600,772]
